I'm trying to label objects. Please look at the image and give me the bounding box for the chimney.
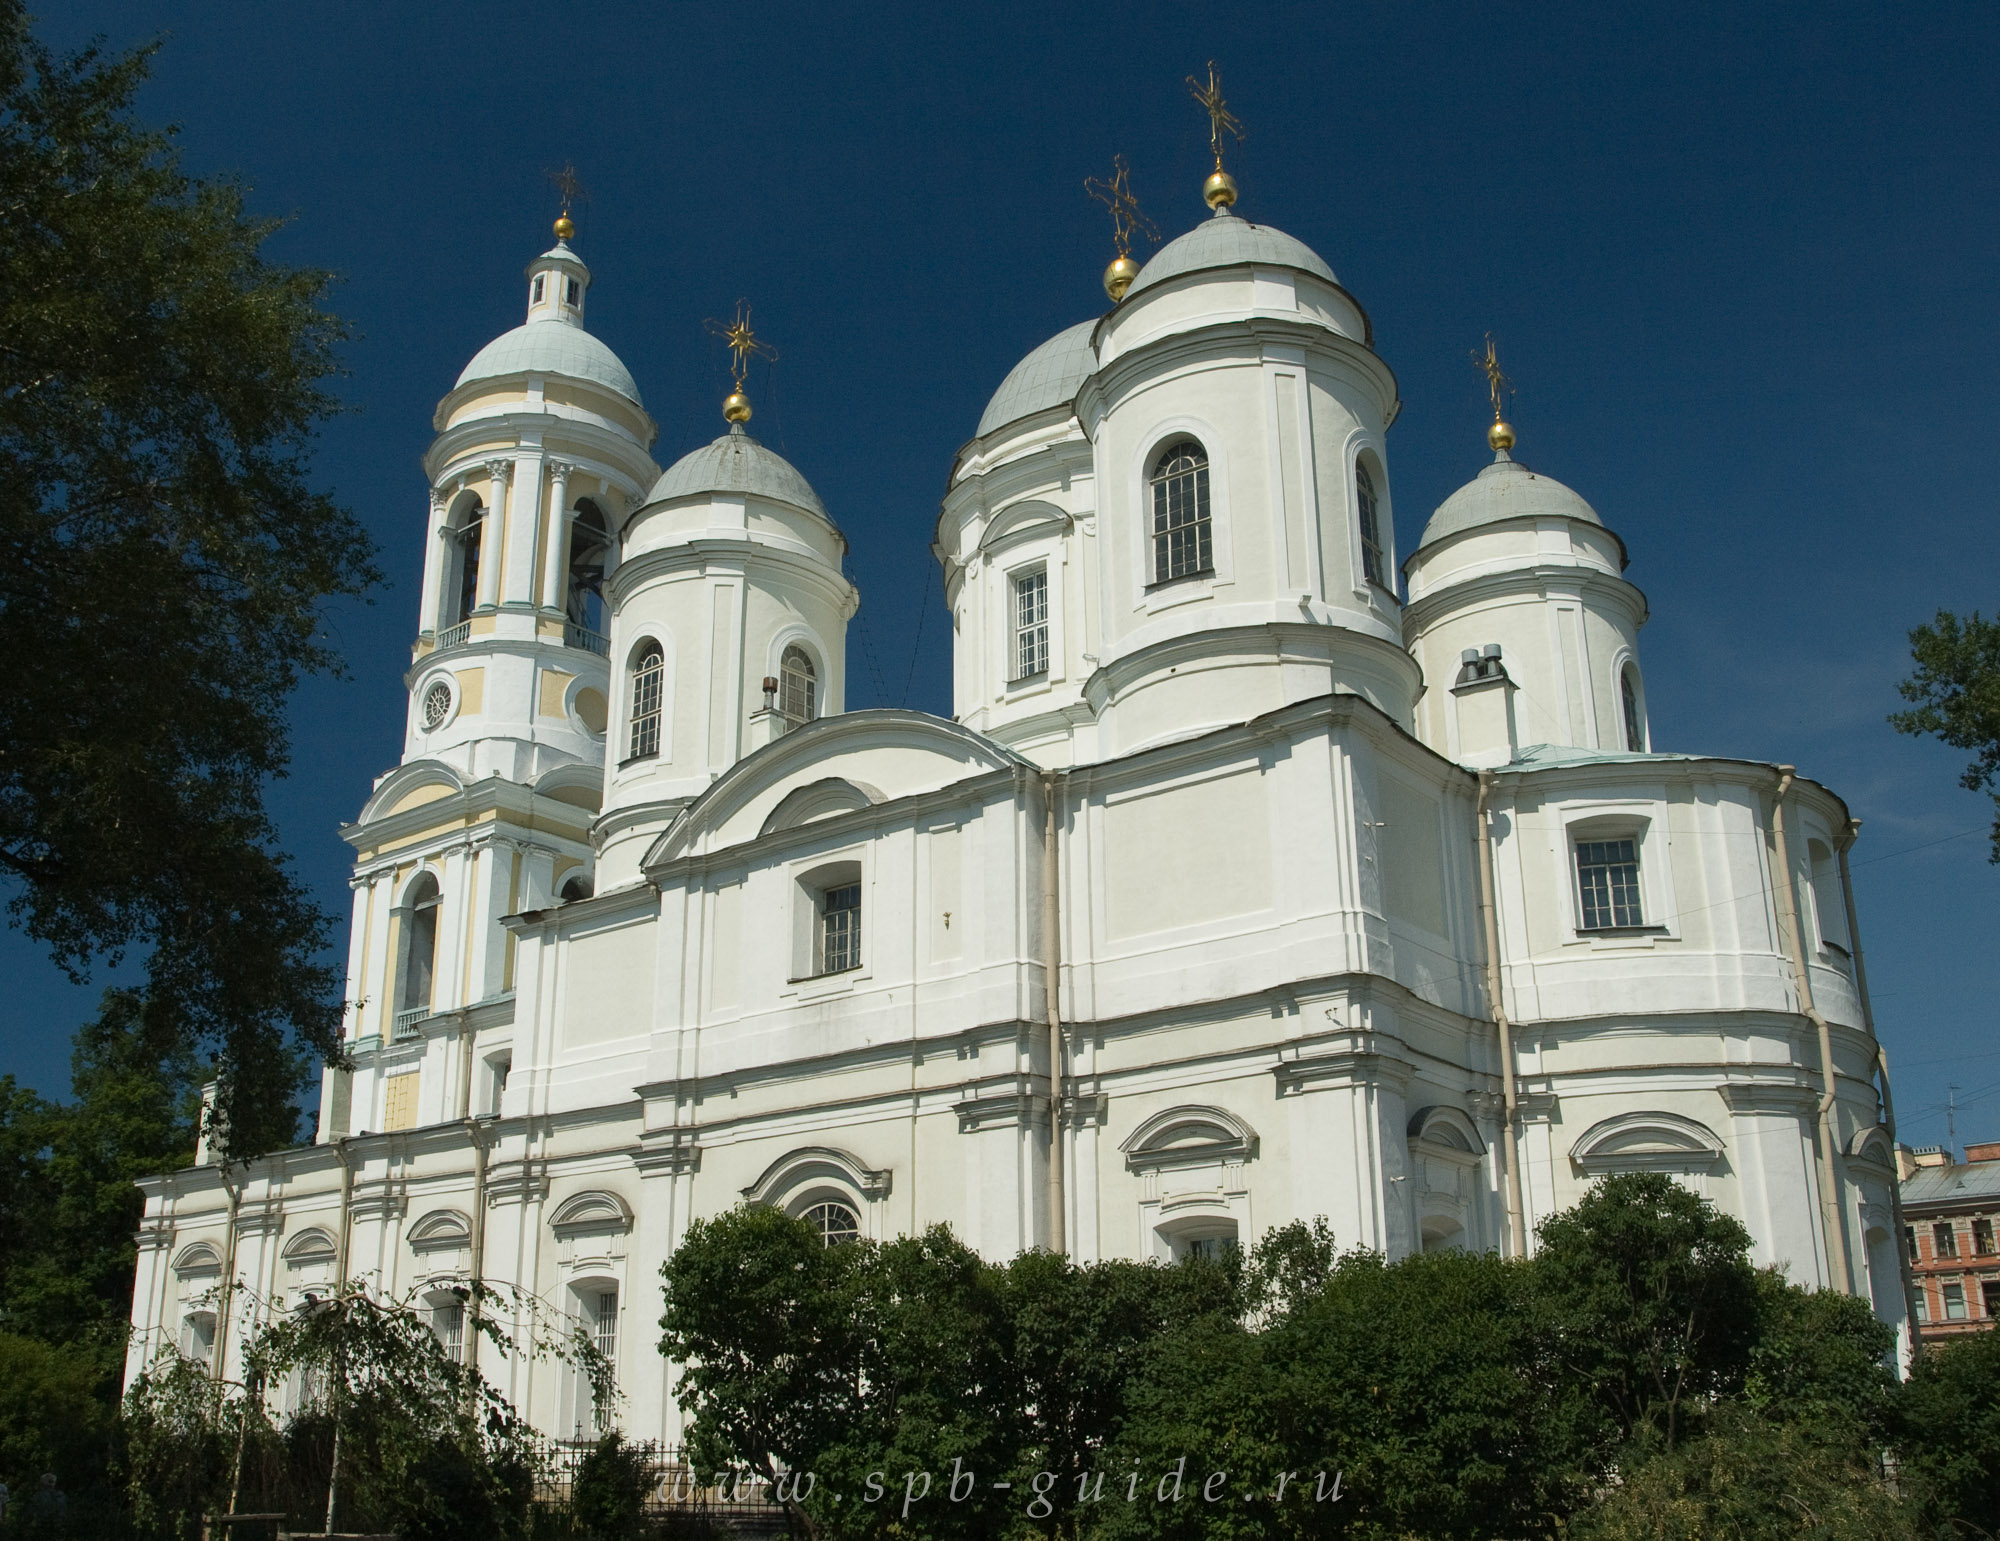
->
[1964,1140,2000,1164]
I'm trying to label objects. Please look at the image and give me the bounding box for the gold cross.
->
[1187,61,1246,172]
[704,301,778,392]
[547,161,587,218]
[1084,154,1161,258]
[1475,334,1514,422]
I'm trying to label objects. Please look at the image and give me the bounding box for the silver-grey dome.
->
[1124,211,1337,298]
[456,320,642,405]
[976,319,1097,438]
[1416,454,1604,551]
[645,426,826,518]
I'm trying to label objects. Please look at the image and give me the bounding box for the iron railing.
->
[525,1436,789,1532]
[564,621,610,656]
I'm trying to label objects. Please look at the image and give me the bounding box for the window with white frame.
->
[1150,440,1213,583]
[780,645,818,726]
[819,882,861,974]
[627,643,664,760]
[1575,837,1645,930]
[430,1295,464,1363]
[1012,567,1049,680]
[181,1310,217,1369]
[1807,838,1850,951]
[801,1200,861,1246]
[1356,461,1386,588]
[1944,1281,1968,1320]
[564,1287,619,1439]
[398,873,441,1015]
[531,274,546,306]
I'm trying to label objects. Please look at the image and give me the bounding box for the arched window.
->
[627,644,664,761]
[566,499,610,638]
[398,874,441,1016]
[449,503,484,627]
[560,875,593,904]
[1620,665,1645,752]
[1356,461,1386,587]
[801,1200,860,1247]
[779,645,818,726]
[562,1285,619,1439]
[1150,440,1213,582]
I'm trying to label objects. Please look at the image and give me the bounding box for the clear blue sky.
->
[9,1,2000,1154]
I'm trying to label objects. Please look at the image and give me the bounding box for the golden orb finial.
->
[1474,334,1517,455]
[723,390,752,424]
[1086,155,1160,304]
[553,214,575,242]
[706,301,777,427]
[1488,419,1516,452]
[1203,170,1239,210]
[1103,254,1141,301]
[1188,62,1246,208]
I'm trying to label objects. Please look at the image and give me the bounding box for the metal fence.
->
[527,1437,791,1535]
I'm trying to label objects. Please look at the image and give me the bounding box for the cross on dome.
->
[1186,61,1246,210]
[704,302,778,425]
[1085,154,1161,302]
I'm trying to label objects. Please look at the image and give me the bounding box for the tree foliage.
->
[0,0,379,1158]
[1890,608,2000,860]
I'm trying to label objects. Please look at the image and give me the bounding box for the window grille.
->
[802,1201,860,1247]
[1356,462,1386,586]
[820,883,861,974]
[780,646,818,724]
[1013,569,1049,680]
[1150,441,1213,582]
[432,1299,464,1363]
[1934,1222,1958,1259]
[628,645,664,759]
[1621,667,1645,752]
[421,681,453,731]
[1576,838,1644,929]
[593,1291,618,1365]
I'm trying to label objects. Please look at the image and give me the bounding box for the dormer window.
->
[564,277,580,308]
[1150,440,1212,583]
[531,274,546,305]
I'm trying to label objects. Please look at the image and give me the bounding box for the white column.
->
[417,492,450,636]
[503,451,545,608]
[540,461,574,613]
[477,461,511,610]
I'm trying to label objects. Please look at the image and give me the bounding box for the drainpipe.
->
[466,1119,491,1384]
[1770,768,1851,1294]
[1837,821,1921,1346]
[1042,771,1065,1254]
[333,1138,356,1286]
[1475,772,1528,1260]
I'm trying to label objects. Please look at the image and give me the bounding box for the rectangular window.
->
[1944,1282,1968,1320]
[820,883,861,974]
[1575,838,1644,930]
[1913,1288,1929,1323]
[1012,568,1049,680]
[564,277,580,307]
[1356,463,1386,587]
[1906,1225,1919,1264]
[1983,1280,2000,1319]
[1974,1218,1995,1256]
[1935,1222,1959,1260]
[432,1299,464,1363]
[531,274,546,304]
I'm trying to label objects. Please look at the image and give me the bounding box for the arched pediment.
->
[358,760,466,824]
[1570,1112,1724,1175]
[548,1190,633,1237]
[173,1242,222,1276]
[1407,1105,1486,1156]
[407,1209,472,1252]
[1847,1124,1897,1173]
[978,499,1072,555]
[644,709,1027,868]
[742,1146,892,1206]
[1120,1106,1258,1172]
[759,777,885,837]
[533,760,603,815]
[281,1227,337,1263]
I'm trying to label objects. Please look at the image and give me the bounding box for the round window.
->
[421,680,453,731]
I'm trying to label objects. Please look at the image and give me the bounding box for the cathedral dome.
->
[976,319,1097,437]
[1124,210,1337,298]
[1416,453,1605,552]
[456,319,643,405]
[645,425,827,518]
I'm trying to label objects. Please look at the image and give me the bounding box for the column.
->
[503,451,545,608]
[417,492,451,636]
[477,460,511,610]
[540,461,574,613]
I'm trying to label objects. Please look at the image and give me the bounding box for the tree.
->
[0,1,380,1159]
[1892,1327,2000,1537]
[1890,608,2000,860]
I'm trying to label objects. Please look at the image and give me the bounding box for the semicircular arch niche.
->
[1119,1105,1259,1174]
[741,1147,892,1232]
[759,777,885,837]
[407,1208,473,1277]
[173,1241,222,1279]
[548,1190,634,1269]
[1569,1111,1725,1177]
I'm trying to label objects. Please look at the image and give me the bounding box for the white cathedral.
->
[126,164,1917,1439]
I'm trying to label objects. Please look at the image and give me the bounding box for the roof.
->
[455,319,642,404]
[645,425,827,517]
[976,319,1097,438]
[1416,452,1605,552]
[1507,744,1700,769]
[1903,1159,2000,1210]
[1124,210,1338,299]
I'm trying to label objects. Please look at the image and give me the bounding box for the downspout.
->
[1770,768,1852,1294]
[1475,772,1528,1260]
[333,1137,355,1286]
[1837,821,1921,1343]
[466,1119,491,1384]
[1042,771,1065,1254]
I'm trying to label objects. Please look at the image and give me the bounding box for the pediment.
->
[1121,1106,1259,1172]
[1570,1111,1724,1175]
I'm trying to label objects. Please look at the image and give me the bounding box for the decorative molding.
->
[349,1180,408,1224]
[281,1227,338,1264]
[485,1160,550,1208]
[549,1190,634,1237]
[631,1130,701,1178]
[1717,1078,1819,1116]
[953,1077,1047,1134]
[1570,1111,1725,1176]
[407,1209,473,1253]
[1121,1105,1259,1173]
[1272,1031,1414,1097]
[1407,1104,1488,1158]
[741,1146,891,1205]
[484,458,514,485]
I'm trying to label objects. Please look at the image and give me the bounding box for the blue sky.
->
[9,1,2000,1153]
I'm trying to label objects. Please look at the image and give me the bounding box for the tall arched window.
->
[1620,665,1645,752]
[398,873,441,1016]
[1150,440,1213,582]
[566,499,610,638]
[1356,461,1386,587]
[779,645,818,726]
[627,644,664,761]
[449,503,484,627]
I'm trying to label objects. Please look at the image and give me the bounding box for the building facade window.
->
[1906,1225,1919,1263]
[780,645,818,725]
[421,680,453,731]
[399,875,441,1014]
[1012,568,1049,680]
[449,505,484,626]
[1974,1217,1995,1255]
[431,1297,464,1363]
[1984,1280,2000,1318]
[565,277,581,308]
[802,1201,860,1247]
[531,274,546,305]
[181,1311,217,1368]
[1943,1281,1968,1320]
[565,499,610,636]
[1150,440,1213,583]
[627,644,664,760]
[1934,1221,1958,1260]
[1356,461,1386,587]
[819,883,861,974]
[1621,666,1645,752]
[1576,838,1644,930]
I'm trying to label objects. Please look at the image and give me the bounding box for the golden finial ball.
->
[1488,420,1516,452]
[1203,170,1238,210]
[1104,254,1141,302]
[723,390,752,424]
[553,214,575,241]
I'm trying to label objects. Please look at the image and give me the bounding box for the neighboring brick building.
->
[1901,1140,2000,1335]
